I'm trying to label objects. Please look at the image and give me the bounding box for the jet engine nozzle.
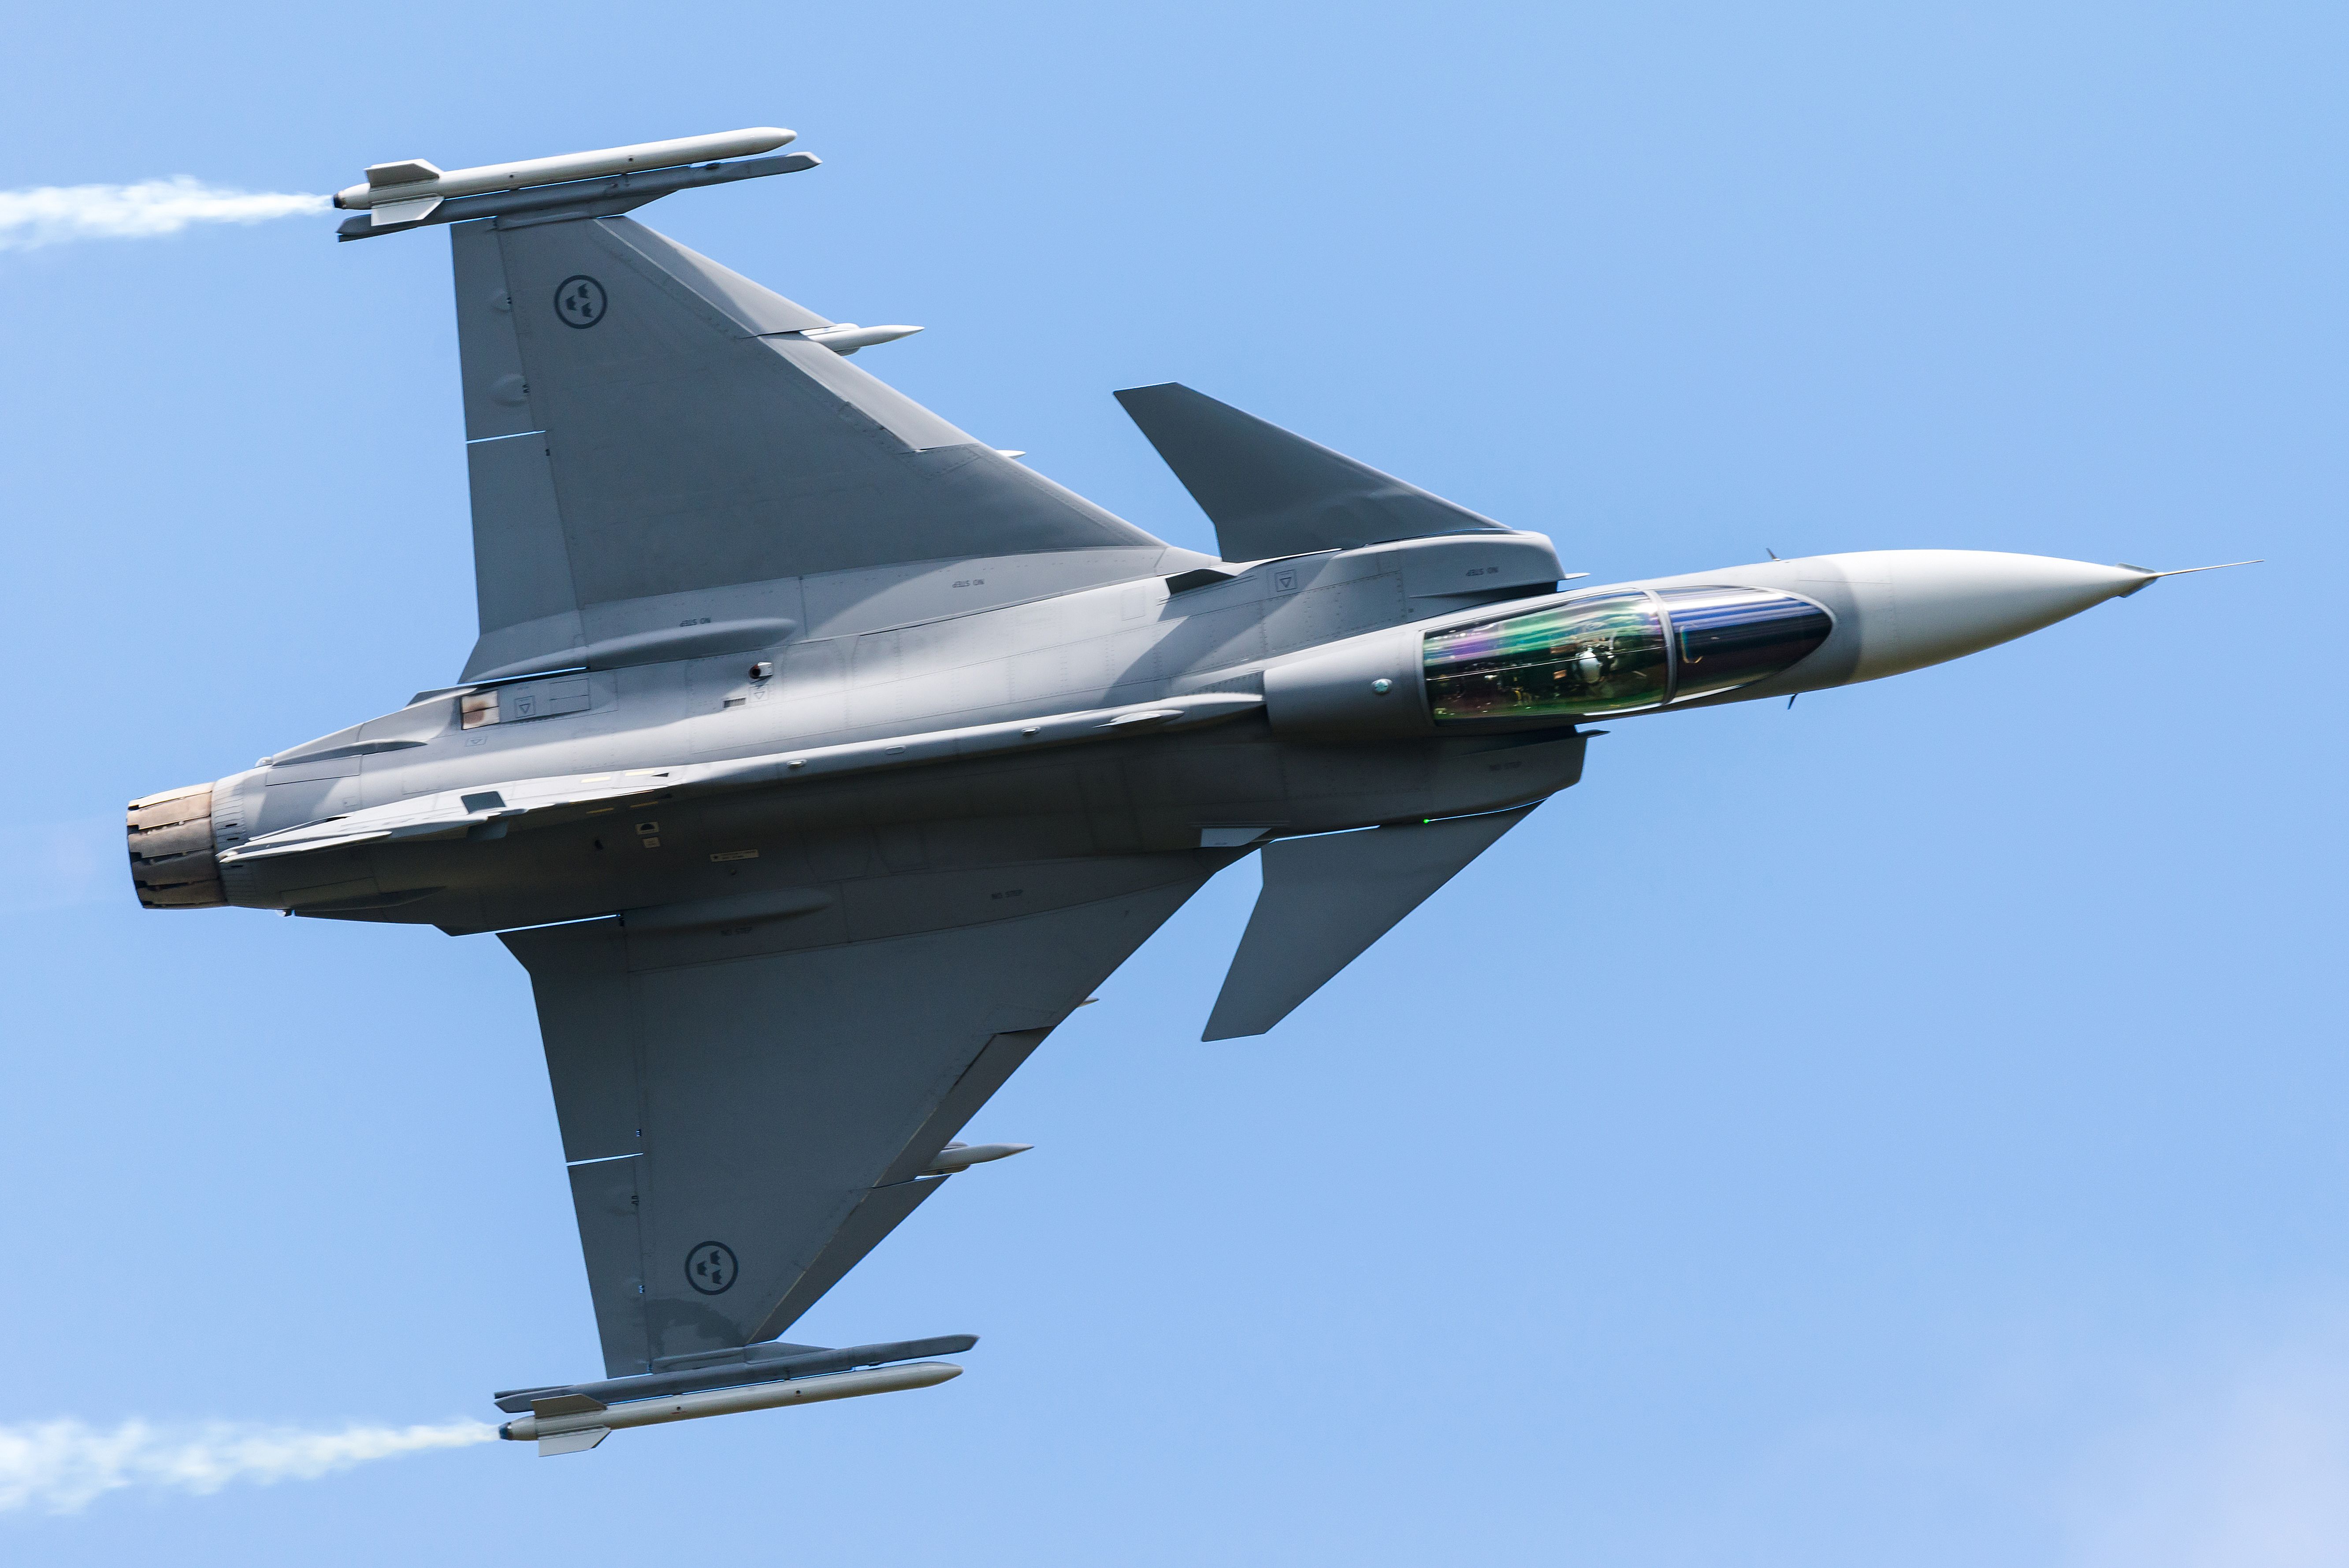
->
[126,784,225,909]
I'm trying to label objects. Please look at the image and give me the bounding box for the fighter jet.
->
[124,128,2244,1453]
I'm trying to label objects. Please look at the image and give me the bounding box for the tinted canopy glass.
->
[1422,585,1832,722]
[1659,586,1834,702]
[1424,591,1669,720]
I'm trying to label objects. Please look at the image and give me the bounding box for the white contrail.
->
[0,1417,497,1514]
[0,178,327,251]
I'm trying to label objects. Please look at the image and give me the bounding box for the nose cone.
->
[1841,550,2150,683]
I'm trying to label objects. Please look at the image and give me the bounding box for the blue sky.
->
[0,0,2341,1561]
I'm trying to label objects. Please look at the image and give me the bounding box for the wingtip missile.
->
[498,1360,962,1456]
[491,1333,980,1413]
[331,129,817,241]
[332,127,796,212]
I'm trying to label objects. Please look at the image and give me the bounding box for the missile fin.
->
[539,1427,611,1457]
[530,1393,610,1418]
[371,195,442,227]
[365,159,442,187]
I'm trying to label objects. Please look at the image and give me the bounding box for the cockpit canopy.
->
[1423,586,1832,721]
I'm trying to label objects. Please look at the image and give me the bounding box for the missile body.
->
[499,1361,961,1456]
[331,152,818,242]
[334,127,796,226]
[492,1332,978,1412]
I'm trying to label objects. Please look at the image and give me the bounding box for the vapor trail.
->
[0,178,327,251]
[0,1417,497,1514]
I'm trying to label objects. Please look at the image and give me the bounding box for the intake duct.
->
[127,784,225,909]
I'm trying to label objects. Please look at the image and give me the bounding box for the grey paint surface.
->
[130,161,2171,1395]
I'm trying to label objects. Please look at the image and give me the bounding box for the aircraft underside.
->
[123,124,2222,1454]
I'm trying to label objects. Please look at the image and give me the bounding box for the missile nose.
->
[1846,550,2155,683]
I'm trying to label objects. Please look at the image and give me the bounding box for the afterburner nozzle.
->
[127,783,224,909]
